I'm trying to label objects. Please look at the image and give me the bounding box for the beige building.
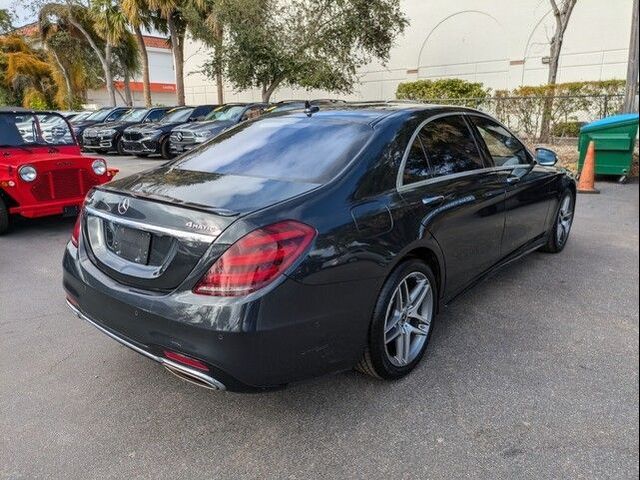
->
[182,0,635,104]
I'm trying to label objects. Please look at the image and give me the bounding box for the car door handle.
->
[505,176,521,185]
[421,195,445,206]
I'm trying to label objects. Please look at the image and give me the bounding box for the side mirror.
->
[535,147,558,166]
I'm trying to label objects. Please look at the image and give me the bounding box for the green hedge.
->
[396,79,490,103]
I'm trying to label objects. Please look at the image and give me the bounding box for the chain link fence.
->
[412,94,626,142]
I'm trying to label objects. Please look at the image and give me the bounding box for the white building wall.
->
[145,48,176,85]
[87,46,177,107]
[183,0,634,104]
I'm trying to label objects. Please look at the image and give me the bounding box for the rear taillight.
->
[71,214,81,247]
[194,220,316,296]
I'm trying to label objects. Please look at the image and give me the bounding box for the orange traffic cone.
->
[577,140,600,194]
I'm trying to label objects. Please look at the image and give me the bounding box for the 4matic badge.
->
[185,221,219,234]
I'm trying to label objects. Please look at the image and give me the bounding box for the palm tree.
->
[39,17,74,109]
[113,31,141,105]
[39,9,109,108]
[90,0,130,105]
[146,0,187,105]
[122,0,158,107]
[40,2,119,106]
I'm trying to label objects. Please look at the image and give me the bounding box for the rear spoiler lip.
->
[92,185,239,217]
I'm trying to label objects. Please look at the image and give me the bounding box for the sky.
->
[1,0,34,27]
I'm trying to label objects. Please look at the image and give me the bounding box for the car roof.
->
[0,107,69,116]
[270,102,475,126]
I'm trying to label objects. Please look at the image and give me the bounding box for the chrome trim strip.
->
[66,300,226,390]
[85,206,218,243]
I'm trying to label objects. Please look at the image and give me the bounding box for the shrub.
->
[22,88,49,110]
[492,80,625,139]
[396,78,490,106]
[552,121,584,137]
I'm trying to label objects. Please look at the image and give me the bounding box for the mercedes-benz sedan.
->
[63,103,576,392]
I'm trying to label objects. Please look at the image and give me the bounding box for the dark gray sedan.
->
[63,103,576,392]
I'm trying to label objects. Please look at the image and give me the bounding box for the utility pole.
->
[623,0,639,112]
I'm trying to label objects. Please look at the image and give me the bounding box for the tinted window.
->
[205,105,245,121]
[191,105,215,119]
[120,109,148,122]
[420,115,484,177]
[241,106,264,122]
[403,132,431,184]
[173,117,372,183]
[145,109,166,122]
[106,109,128,122]
[84,109,112,122]
[161,108,194,123]
[470,116,530,167]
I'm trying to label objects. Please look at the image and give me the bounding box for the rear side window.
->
[403,132,431,184]
[470,116,530,167]
[419,115,484,178]
[173,117,372,183]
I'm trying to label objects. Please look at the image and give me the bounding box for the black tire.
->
[356,259,437,380]
[116,137,126,156]
[0,196,9,235]
[540,190,575,253]
[160,137,173,160]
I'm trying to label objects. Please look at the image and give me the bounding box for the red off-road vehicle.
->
[0,108,118,234]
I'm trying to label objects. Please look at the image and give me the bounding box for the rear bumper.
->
[67,299,226,390]
[62,242,378,392]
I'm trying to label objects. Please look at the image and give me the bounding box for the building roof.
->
[141,35,170,49]
[9,23,170,50]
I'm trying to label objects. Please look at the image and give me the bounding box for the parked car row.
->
[70,99,348,159]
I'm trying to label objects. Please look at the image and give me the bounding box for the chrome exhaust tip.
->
[163,365,223,390]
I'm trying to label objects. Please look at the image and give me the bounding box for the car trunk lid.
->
[83,167,319,291]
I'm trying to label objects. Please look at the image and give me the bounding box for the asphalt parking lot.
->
[1,156,638,479]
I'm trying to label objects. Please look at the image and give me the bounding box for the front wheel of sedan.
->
[540,190,575,253]
[160,137,173,160]
[357,259,437,380]
[116,137,126,156]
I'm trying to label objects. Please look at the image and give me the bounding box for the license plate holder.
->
[105,223,151,264]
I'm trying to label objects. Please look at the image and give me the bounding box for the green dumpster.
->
[578,113,639,181]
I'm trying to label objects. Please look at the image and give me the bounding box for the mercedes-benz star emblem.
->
[117,198,130,215]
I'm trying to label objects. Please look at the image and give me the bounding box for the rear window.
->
[172,117,372,183]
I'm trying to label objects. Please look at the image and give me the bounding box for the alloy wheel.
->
[383,272,434,367]
[556,195,574,247]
